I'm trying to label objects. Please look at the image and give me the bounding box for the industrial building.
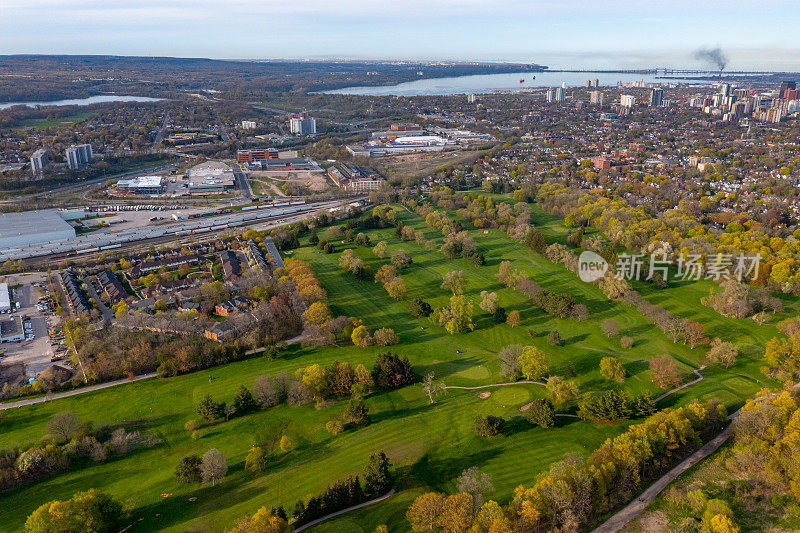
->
[0,316,24,342]
[0,282,11,313]
[0,210,76,250]
[327,163,385,192]
[246,157,318,171]
[66,144,94,170]
[115,176,164,195]
[188,161,235,193]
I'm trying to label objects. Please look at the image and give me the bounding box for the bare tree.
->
[421,372,446,404]
[456,466,494,510]
[201,448,228,485]
[46,411,82,442]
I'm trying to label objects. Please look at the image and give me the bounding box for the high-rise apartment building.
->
[649,88,664,107]
[65,144,93,170]
[620,94,636,107]
[589,91,604,105]
[289,112,316,135]
[30,148,49,175]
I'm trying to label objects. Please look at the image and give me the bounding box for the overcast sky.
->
[2,0,799,70]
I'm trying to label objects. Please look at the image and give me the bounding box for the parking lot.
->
[0,272,66,381]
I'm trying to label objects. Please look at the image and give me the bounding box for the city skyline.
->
[2,0,800,70]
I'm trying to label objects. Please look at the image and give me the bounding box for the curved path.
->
[1,372,158,410]
[293,489,396,532]
[654,366,705,402]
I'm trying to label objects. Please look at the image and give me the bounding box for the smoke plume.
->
[693,46,728,71]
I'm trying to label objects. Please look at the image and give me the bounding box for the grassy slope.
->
[0,202,789,532]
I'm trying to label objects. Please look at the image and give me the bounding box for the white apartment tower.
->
[65,144,93,170]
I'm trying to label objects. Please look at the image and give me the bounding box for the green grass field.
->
[0,201,790,532]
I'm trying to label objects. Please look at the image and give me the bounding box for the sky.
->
[1,0,799,71]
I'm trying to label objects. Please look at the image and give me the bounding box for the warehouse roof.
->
[0,210,76,247]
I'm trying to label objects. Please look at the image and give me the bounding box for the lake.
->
[324,71,669,96]
[0,95,164,110]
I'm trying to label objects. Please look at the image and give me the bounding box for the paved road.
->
[233,164,253,199]
[0,372,158,410]
[83,275,114,322]
[294,489,396,532]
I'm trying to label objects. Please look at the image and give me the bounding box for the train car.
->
[209,224,228,231]
[76,247,100,254]
[100,243,123,250]
[242,205,258,211]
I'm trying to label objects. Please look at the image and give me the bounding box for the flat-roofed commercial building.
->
[0,316,24,342]
[237,148,279,162]
[115,176,164,195]
[188,161,235,193]
[0,210,76,249]
[0,283,10,313]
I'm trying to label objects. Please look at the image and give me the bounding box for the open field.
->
[377,149,489,181]
[0,199,791,531]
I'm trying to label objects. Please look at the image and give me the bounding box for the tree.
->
[384,277,407,300]
[372,352,415,390]
[46,411,82,442]
[407,493,445,531]
[351,325,372,347]
[650,354,682,389]
[233,385,257,414]
[390,250,412,270]
[441,270,466,295]
[439,493,474,531]
[326,420,344,435]
[526,398,555,428]
[25,489,123,533]
[620,336,634,349]
[601,318,619,338]
[506,310,521,327]
[600,356,626,382]
[410,298,433,318]
[372,241,388,258]
[456,467,493,510]
[706,338,738,368]
[113,301,128,319]
[175,454,203,483]
[253,374,282,408]
[546,376,579,407]
[154,298,167,312]
[421,372,446,404]
[301,364,329,400]
[518,346,549,381]
[279,435,293,453]
[683,320,709,348]
[547,330,562,346]
[364,451,392,494]
[303,301,332,326]
[201,448,228,485]
[473,415,504,437]
[479,291,499,314]
[493,306,506,323]
[373,328,399,346]
[497,344,522,380]
[374,264,397,285]
[343,393,369,426]
[196,395,223,422]
[244,446,269,473]
[230,507,291,533]
[223,404,235,422]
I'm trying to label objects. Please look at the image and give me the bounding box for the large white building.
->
[188,161,235,193]
[289,115,316,135]
[115,176,164,195]
[620,94,637,107]
[0,283,10,313]
[589,90,604,105]
[66,144,93,170]
[30,149,48,176]
[0,210,76,250]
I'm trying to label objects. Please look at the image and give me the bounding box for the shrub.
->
[620,336,634,349]
[326,420,344,435]
[547,330,562,346]
[244,446,269,473]
[599,357,626,383]
[175,454,203,483]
